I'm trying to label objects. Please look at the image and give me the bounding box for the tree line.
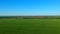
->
[0,16,60,19]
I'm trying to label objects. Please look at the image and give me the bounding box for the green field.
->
[0,19,60,34]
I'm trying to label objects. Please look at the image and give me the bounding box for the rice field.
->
[0,19,60,34]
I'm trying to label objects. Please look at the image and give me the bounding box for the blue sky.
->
[0,0,60,16]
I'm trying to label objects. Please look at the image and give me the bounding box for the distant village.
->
[0,16,60,19]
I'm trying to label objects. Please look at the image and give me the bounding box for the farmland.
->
[0,18,60,34]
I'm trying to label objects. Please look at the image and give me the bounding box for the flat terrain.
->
[0,19,60,34]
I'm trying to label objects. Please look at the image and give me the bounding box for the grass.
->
[0,19,60,34]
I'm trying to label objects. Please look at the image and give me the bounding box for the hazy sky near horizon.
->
[0,0,60,16]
